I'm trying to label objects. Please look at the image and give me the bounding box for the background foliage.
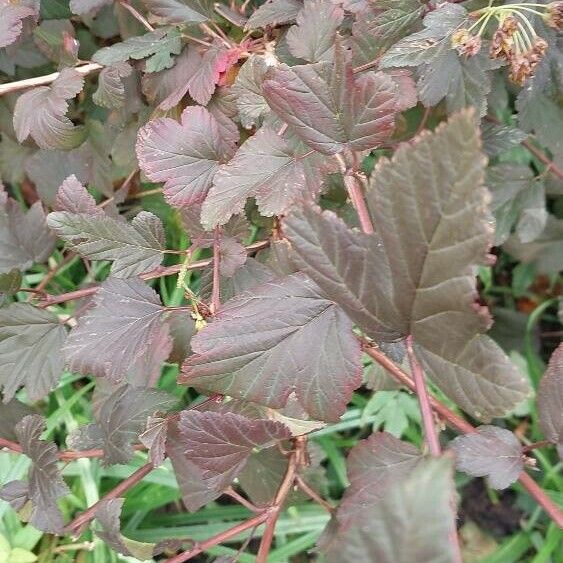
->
[0,0,562,561]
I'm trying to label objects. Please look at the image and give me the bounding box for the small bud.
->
[544,1,563,29]
[500,15,519,35]
[490,27,513,59]
[452,29,482,57]
[509,54,532,85]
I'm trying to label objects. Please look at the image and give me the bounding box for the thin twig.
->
[119,1,154,31]
[522,440,552,453]
[211,226,221,314]
[406,335,441,456]
[0,63,103,96]
[295,474,334,513]
[165,512,269,563]
[200,23,233,48]
[64,462,155,536]
[360,338,563,528]
[224,487,261,513]
[485,115,563,181]
[0,437,145,461]
[352,57,381,74]
[416,106,432,135]
[256,437,307,562]
[37,240,270,308]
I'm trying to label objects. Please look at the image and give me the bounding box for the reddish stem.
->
[37,240,270,308]
[256,437,306,562]
[406,335,441,456]
[486,115,563,181]
[165,512,269,563]
[0,438,145,461]
[361,338,563,529]
[522,440,552,453]
[294,474,334,513]
[211,226,221,315]
[64,462,154,536]
[343,174,375,234]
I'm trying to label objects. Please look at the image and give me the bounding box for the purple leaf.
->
[25,146,91,206]
[13,68,85,150]
[0,189,56,273]
[0,304,66,402]
[284,205,401,341]
[68,384,177,464]
[219,237,247,277]
[0,399,35,441]
[140,0,213,24]
[55,175,102,215]
[286,0,344,63]
[201,125,335,228]
[93,62,133,109]
[94,498,156,559]
[285,111,530,420]
[322,457,458,562]
[137,106,237,207]
[47,210,165,278]
[0,1,37,49]
[64,278,168,383]
[70,0,112,16]
[337,432,422,529]
[263,44,398,154]
[538,344,563,457]
[178,410,290,492]
[450,426,523,489]
[166,419,224,511]
[181,273,362,421]
[140,415,168,467]
[1,415,69,534]
[245,0,302,29]
[153,42,234,108]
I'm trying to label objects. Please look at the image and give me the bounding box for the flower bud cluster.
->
[451,2,562,84]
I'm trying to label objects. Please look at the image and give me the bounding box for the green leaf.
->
[232,55,272,129]
[351,0,424,66]
[504,215,563,274]
[93,62,133,109]
[92,27,182,73]
[0,304,66,402]
[47,210,165,278]
[380,3,467,68]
